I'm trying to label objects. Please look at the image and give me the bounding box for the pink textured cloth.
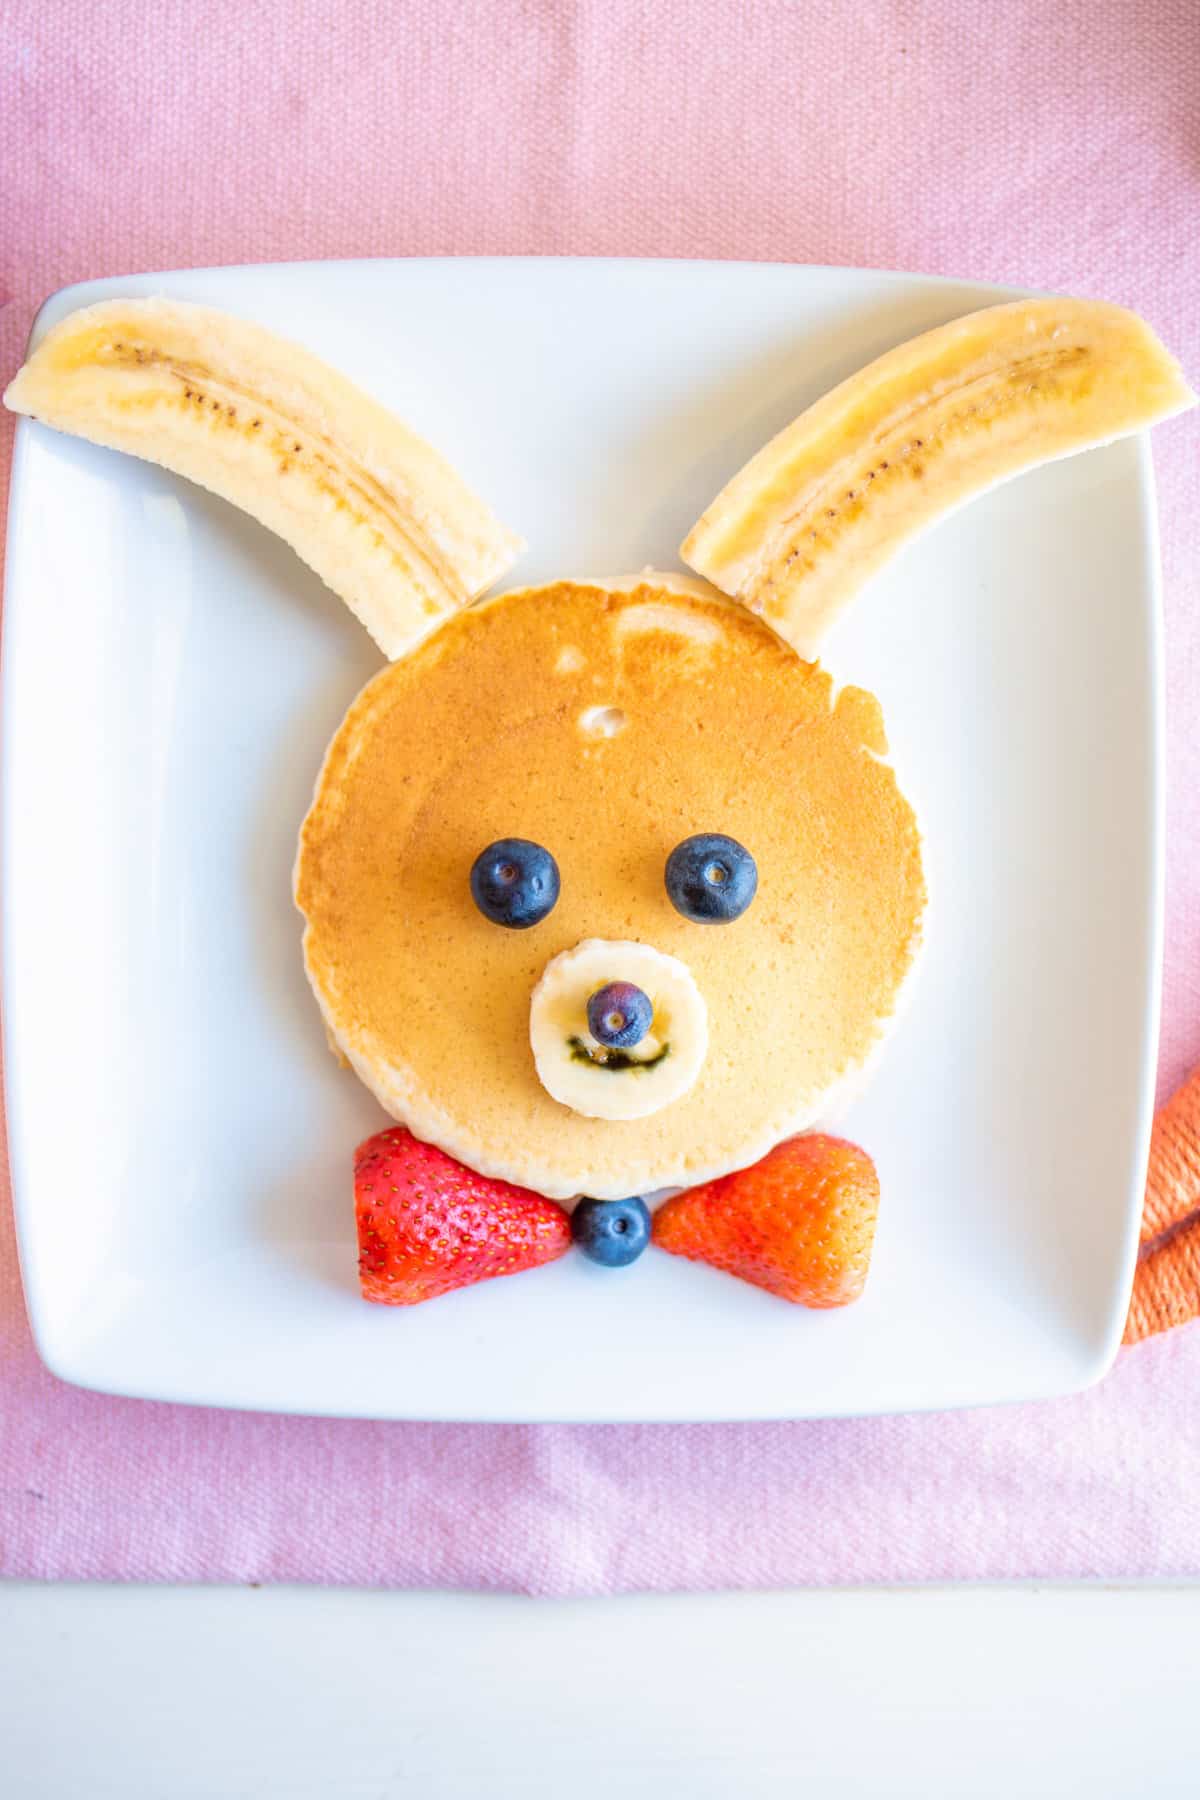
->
[2,0,1199,1591]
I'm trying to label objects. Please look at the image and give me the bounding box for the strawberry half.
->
[652,1134,880,1307]
[354,1127,571,1305]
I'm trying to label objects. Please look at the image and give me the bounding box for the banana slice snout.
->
[530,939,708,1122]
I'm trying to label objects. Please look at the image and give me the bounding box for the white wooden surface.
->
[1,1585,1196,1796]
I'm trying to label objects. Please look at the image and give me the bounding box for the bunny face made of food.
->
[296,570,923,1198]
[7,294,1191,1212]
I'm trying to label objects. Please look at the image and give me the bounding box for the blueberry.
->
[571,1196,651,1268]
[470,838,560,929]
[586,981,653,1050]
[665,833,757,923]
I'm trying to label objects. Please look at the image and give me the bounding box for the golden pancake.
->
[295,574,925,1200]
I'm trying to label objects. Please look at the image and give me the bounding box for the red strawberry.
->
[354,1127,571,1305]
[652,1134,880,1307]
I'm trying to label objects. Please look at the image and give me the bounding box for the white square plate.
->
[3,259,1160,1420]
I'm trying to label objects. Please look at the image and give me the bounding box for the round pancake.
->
[295,575,925,1200]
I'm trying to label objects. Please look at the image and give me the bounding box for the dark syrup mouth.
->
[567,1036,672,1073]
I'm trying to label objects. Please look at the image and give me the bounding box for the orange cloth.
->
[1125,1066,1200,1344]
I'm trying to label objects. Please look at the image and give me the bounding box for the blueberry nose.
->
[586,981,653,1050]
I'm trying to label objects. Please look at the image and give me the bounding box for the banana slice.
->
[530,939,708,1123]
[681,297,1194,658]
[3,298,523,660]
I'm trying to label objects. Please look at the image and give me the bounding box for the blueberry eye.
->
[665,833,757,924]
[470,838,560,929]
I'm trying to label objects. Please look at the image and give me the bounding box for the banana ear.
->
[3,298,524,663]
[679,297,1193,661]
